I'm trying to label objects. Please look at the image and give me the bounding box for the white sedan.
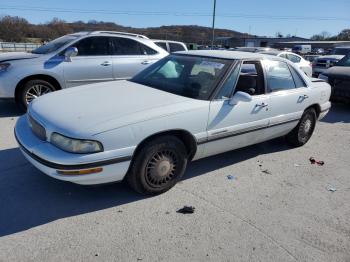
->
[260,51,313,77]
[15,51,331,194]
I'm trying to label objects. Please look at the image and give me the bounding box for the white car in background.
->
[0,31,168,110]
[260,50,312,77]
[15,51,331,195]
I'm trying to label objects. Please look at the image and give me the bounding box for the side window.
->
[263,60,296,92]
[155,42,168,51]
[215,64,240,99]
[286,54,301,63]
[140,43,158,55]
[74,37,110,56]
[234,61,265,96]
[111,37,143,55]
[169,43,186,52]
[289,66,307,88]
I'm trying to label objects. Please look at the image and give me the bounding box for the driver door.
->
[203,61,270,157]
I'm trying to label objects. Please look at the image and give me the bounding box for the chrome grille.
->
[28,115,47,141]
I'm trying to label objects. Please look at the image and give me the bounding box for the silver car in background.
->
[152,39,188,53]
[0,31,168,109]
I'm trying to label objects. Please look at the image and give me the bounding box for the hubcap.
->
[25,84,52,104]
[145,150,177,187]
[304,119,312,133]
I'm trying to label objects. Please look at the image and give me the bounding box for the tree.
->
[311,31,332,40]
[337,29,350,40]
[0,15,29,42]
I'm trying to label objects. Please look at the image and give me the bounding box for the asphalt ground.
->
[0,99,349,262]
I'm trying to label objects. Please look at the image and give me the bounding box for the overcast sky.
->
[1,0,349,37]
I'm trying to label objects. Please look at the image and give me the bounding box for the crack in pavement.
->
[178,186,301,262]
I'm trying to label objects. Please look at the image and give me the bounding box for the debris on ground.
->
[326,185,337,192]
[227,175,235,180]
[177,206,195,214]
[262,169,271,175]
[294,163,301,167]
[309,157,325,166]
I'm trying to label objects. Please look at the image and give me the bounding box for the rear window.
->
[169,43,186,52]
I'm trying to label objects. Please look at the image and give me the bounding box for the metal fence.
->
[0,42,41,52]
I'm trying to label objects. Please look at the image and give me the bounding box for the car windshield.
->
[131,55,232,100]
[31,35,79,54]
[332,48,350,56]
[336,55,350,66]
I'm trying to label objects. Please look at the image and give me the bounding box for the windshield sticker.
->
[199,61,225,69]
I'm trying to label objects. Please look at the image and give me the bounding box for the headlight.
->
[51,132,103,154]
[318,74,328,82]
[0,63,10,72]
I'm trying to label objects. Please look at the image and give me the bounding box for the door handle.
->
[100,61,112,66]
[255,102,268,108]
[141,60,152,65]
[300,94,309,99]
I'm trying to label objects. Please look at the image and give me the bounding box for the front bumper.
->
[15,115,132,185]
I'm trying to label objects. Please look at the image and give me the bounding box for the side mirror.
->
[229,91,253,106]
[64,47,78,62]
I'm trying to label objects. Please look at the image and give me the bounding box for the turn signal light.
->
[57,167,103,176]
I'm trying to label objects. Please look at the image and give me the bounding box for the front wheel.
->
[126,136,188,195]
[286,108,316,147]
[18,79,56,111]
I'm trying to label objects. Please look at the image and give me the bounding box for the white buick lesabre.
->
[15,51,331,194]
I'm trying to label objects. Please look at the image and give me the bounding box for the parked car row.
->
[311,46,350,77]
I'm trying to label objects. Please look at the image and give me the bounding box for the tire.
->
[126,136,188,195]
[17,79,56,111]
[286,108,317,147]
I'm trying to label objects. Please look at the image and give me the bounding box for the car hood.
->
[29,80,198,136]
[323,66,350,79]
[0,52,40,63]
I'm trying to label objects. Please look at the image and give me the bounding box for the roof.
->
[175,50,266,60]
[70,31,149,39]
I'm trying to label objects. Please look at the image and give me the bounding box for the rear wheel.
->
[126,136,188,195]
[286,108,316,146]
[17,79,56,111]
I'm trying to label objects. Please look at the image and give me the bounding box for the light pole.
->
[211,0,216,49]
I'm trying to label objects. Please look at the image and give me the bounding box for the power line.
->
[0,5,350,21]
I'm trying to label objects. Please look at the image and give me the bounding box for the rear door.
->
[63,36,113,87]
[110,37,159,80]
[203,60,270,157]
[262,59,311,134]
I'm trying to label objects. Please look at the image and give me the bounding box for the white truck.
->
[292,45,312,54]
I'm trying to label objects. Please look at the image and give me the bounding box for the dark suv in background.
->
[319,55,350,103]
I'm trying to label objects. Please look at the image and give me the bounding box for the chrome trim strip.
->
[198,118,300,145]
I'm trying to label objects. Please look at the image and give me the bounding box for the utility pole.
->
[211,0,216,49]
